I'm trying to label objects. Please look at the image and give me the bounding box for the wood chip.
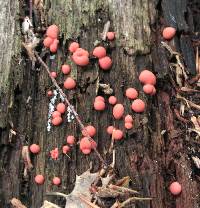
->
[10,198,27,208]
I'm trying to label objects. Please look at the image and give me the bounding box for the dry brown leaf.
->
[109,184,139,195]
[115,176,131,187]
[44,170,99,208]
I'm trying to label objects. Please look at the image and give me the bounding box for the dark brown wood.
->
[0,0,200,208]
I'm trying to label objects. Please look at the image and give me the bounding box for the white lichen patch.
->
[67,106,75,123]
[47,89,58,132]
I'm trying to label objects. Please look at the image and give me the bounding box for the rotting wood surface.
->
[0,0,200,208]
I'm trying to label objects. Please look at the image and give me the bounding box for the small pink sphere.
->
[125,122,133,129]
[131,99,145,113]
[143,84,155,94]
[52,111,61,118]
[66,135,76,145]
[125,115,133,123]
[107,32,115,40]
[47,90,53,97]
[94,101,105,111]
[52,177,61,185]
[56,103,66,114]
[30,144,40,154]
[95,96,105,102]
[82,125,96,137]
[61,65,71,75]
[107,126,114,135]
[99,56,112,70]
[69,42,79,53]
[64,77,76,89]
[81,148,91,155]
[113,129,123,140]
[113,104,124,120]
[35,175,45,185]
[93,46,106,58]
[169,182,182,195]
[108,96,117,105]
[126,88,138,100]
[162,27,176,40]
[51,72,57,78]
[62,145,70,154]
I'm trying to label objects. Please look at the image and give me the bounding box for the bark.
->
[0,0,200,208]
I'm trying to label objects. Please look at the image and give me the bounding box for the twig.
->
[35,52,106,166]
[102,21,110,41]
[174,109,189,124]
[109,184,139,194]
[196,46,199,74]
[109,129,115,153]
[120,196,152,208]
[46,192,68,198]
[29,0,33,23]
[110,149,115,169]
[180,87,200,93]
[189,74,200,84]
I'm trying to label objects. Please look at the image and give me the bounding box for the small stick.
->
[120,196,152,208]
[102,21,110,41]
[35,52,106,166]
[109,129,115,153]
[188,73,200,84]
[109,184,139,194]
[110,149,115,169]
[174,109,189,124]
[29,0,33,23]
[196,47,199,74]
[46,192,68,198]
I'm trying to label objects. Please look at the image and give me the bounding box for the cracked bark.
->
[0,0,200,208]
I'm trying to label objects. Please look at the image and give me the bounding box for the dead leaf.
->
[115,176,131,187]
[44,170,99,208]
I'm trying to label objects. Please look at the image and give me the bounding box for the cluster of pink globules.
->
[33,25,159,186]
